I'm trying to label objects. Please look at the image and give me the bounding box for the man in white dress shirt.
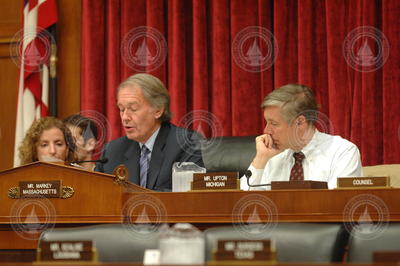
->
[241,84,362,190]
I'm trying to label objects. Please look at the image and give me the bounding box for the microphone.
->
[71,158,109,164]
[245,170,271,187]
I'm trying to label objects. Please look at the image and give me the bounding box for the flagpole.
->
[49,24,58,117]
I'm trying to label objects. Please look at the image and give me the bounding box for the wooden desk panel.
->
[1,163,399,253]
[124,189,400,223]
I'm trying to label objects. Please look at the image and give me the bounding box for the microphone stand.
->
[245,170,271,188]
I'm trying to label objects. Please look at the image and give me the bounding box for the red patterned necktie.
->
[289,152,305,181]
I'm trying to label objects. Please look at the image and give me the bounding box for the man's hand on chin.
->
[252,134,282,169]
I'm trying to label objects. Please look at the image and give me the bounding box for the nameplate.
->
[8,180,74,199]
[212,240,276,263]
[191,172,239,191]
[271,180,328,190]
[20,181,61,198]
[373,251,400,263]
[38,241,96,262]
[337,177,390,189]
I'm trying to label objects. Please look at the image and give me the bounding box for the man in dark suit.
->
[95,73,204,191]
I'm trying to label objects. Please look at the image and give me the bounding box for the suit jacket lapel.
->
[124,140,141,185]
[147,123,170,189]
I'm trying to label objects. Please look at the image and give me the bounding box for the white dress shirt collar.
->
[139,126,161,152]
[287,128,319,160]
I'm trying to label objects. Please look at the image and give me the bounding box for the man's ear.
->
[154,107,164,119]
[85,138,97,153]
[296,115,307,126]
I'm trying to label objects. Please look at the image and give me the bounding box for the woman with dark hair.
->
[63,114,98,171]
[18,117,75,165]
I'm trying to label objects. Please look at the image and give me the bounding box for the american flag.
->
[13,0,57,166]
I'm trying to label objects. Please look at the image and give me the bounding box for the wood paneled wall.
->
[57,0,81,119]
[0,0,23,171]
[0,0,81,171]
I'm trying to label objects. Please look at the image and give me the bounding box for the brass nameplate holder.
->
[271,180,328,190]
[337,176,390,189]
[113,164,129,184]
[37,240,97,263]
[191,172,239,191]
[209,239,276,265]
[8,180,74,199]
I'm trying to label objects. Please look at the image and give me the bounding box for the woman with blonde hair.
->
[18,117,76,165]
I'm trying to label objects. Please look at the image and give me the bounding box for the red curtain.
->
[81,0,400,166]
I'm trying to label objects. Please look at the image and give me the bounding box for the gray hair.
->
[261,84,319,124]
[118,73,172,122]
